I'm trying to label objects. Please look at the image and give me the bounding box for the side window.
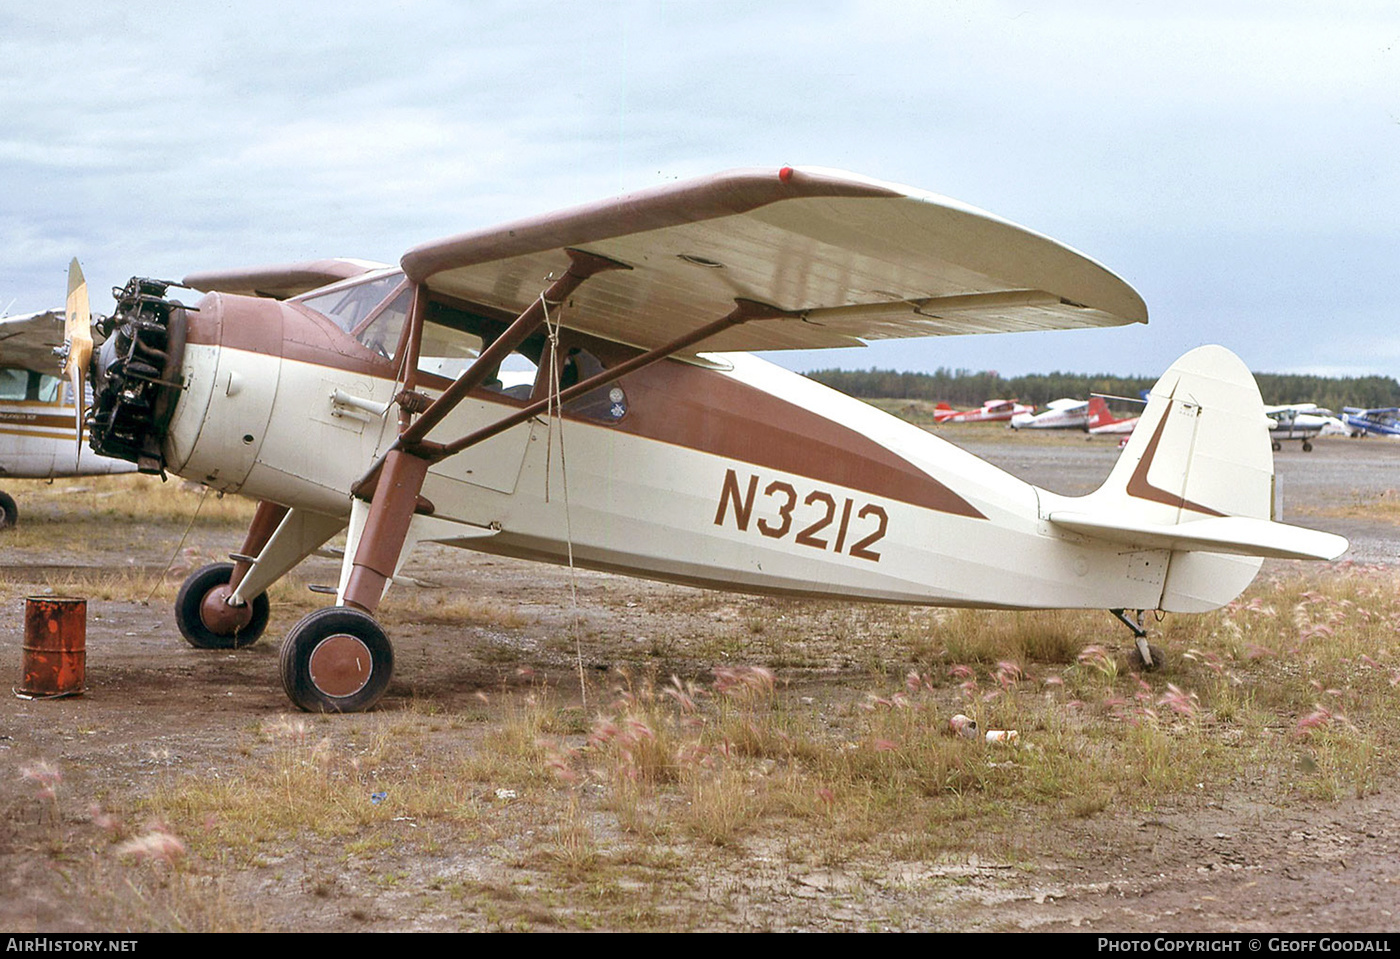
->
[0,368,28,401]
[0,369,59,403]
[417,304,540,399]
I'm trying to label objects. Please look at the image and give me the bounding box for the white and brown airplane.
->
[77,166,1346,712]
[0,261,135,526]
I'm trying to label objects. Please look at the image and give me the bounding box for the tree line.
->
[806,367,1400,413]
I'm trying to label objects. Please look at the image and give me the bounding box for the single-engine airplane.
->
[1342,406,1400,439]
[0,261,135,526]
[932,399,1033,424]
[75,166,1346,712]
[1086,396,1140,436]
[1264,404,1344,452]
[1008,397,1090,431]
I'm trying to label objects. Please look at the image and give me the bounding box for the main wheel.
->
[175,562,270,649]
[1302,440,1313,452]
[0,491,17,529]
[279,606,394,713]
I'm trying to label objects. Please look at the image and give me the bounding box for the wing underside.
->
[400,167,1148,355]
[0,310,65,373]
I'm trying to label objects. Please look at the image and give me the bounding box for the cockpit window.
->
[299,274,405,336]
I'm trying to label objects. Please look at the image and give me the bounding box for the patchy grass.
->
[1297,486,1400,526]
[87,563,1398,930]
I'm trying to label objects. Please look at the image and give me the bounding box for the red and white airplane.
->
[71,166,1345,712]
[932,399,1033,424]
[1086,396,1140,436]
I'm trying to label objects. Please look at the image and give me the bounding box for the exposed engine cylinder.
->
[89,278,189,474]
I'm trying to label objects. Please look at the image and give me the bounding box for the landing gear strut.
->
[1111,608,1165,671]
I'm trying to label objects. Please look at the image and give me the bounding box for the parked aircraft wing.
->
[184,258,391,299]
[400,166,1147,355]
[0,309,65,372]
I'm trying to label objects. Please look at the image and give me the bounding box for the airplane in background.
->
[1009,397,1090,430]
[932,399,1033,424]
[1342,407,1400,439]
[1264,404,1345,452]
[1086,396,1139,437]
[65,166,1344,712]
[0,265,136,527]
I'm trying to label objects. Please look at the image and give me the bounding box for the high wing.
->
[0,309,66,373]
[399,166,1148,355]
[184,258,392,299]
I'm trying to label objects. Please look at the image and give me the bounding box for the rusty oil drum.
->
[19,596,87,698]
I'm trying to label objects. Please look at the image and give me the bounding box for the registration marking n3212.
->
[713,468,889,562]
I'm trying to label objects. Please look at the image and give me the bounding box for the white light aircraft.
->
[1264,404,1344,452]
[73,167,1346,712]
[0,261,135,526]
[1008,397,1090,430]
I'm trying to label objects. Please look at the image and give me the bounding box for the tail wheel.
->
[0,491,16,529]
[279,606,393,713]
[175,562,269,649]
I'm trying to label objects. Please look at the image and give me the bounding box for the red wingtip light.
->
[778,166,794,183]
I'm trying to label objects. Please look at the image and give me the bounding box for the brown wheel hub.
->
[199,584,254,635]
[308,634,374,698]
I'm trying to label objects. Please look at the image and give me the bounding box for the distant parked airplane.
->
[1265,404,1345,452]
[1086,396,1139,436]
[1342,407,1400,439]
[1010,398,1089,430]
[932,399,1033,424]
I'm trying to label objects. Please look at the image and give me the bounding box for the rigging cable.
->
[539,287,588,708]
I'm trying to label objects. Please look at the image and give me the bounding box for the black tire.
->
[279,606,394,713]
[1302,441,1313,452]
[0,491,16,529]
[174,562,269,649]
[1271,440,1282,451]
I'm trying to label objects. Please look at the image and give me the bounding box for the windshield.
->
[299,274,405,334]
[298,272,410,359]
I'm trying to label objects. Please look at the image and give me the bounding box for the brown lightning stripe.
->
[1125,399,1225,518]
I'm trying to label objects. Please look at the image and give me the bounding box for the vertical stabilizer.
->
[1060,346,1335,612]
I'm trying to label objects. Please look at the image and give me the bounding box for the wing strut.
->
[340,286,792,615]
[398,248,630,448]
[419,297,786,462]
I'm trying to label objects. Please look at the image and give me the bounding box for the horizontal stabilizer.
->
[1048,510,1348,561]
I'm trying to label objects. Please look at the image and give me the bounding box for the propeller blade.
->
[64,258,93,454]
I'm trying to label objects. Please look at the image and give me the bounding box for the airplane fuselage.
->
[146,284,1241,615]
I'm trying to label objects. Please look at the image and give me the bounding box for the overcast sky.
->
[2,1,1396,379]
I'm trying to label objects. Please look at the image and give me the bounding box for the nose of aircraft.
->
[89,277,191,474]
